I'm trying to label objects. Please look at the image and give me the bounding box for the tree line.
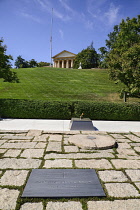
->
[0,15,140,97]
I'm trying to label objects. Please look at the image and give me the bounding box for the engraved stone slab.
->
[68,134,116,150]
[70,118,96,131]
[22,169,105,197]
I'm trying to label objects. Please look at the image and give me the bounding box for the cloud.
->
[105,3,120,25]
[20,11,42,23]
[87,0,121,26]
[59,29,64,39]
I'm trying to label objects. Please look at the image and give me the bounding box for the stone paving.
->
[0,130,140,210]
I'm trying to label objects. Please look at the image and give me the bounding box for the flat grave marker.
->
[22,169,105,198]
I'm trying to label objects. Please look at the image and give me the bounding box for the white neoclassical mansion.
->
[52,50,76,68]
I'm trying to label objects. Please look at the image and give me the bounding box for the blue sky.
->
[0,0,140,67]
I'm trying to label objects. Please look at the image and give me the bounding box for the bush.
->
[0,99,72,119]
[0,99,139,121]
[73,101,140,121]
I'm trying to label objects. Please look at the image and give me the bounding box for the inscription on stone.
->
[22,169,105,198]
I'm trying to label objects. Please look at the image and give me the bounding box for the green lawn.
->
[0,67,138,103]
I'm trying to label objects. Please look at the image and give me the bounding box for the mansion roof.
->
[52,50,76,59]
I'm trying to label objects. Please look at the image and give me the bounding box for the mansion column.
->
[66,60,69,68]
[62,60,64,68]
[71,59,74,68]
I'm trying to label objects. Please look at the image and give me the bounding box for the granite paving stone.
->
[0,140,7,146]
[125,169,140,181]
[98,170,128,182]
[1,135,33,140]
[27,130,42,136]
[1,142,37,149]
[75,159,113,169]
[35,142,47,148]
[44,152,114,159]
[118,142,131,148]
[20,202,43,210]
[44,159,72,168]
[134,147,140,152]
[0,170,29,186]
[46,141,62,152]
[0,158,41,169]
[130,143,140,147]
[49,134,62,141]
[20,149,44,158]
[105,183,140,197]
[46,201,83,210]
[135,183,140,190]
[3,149,21,157]
[117,148,137,156]
[0,188,20,210]
[33,134,49,142]
[64,145,79,152]
[117,154,140,159]
[111,159,140,169]
[124,134,140,142]
[0,149,7,153]
[88,199,140,210]
[110,134,126,139]
[116,138,131,143]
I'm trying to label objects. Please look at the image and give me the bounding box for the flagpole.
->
[50,8,53,67]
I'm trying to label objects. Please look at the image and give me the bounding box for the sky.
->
[0,0,140,67]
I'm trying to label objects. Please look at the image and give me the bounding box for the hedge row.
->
[0,99,139,121]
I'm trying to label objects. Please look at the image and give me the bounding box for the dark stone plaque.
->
[22,169,105,198]
[70,118,97,131]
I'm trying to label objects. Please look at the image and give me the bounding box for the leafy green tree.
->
[15,55,29,68]
[0,38,18,82]
[105,16,140,96]
[29,59,38,68]
[73,42,99,69]
[98,47,108,68]
[38,61,50,67]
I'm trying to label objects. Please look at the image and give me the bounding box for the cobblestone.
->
[44,159,72,168]
[20,149,44,158]
[88,199,140,210]
[46,201,83,210]
[0,188,19,210]
[64,145,79,152]
[111,159,140,169]
[20,202,43,210]
[3,149,21,157]
[46,141,62,152]
[125,169,140,181]
[0,158,41,169]
[105,183,140,197]
[0,170,29,186]
[98,170,128,182]
[75,159,113,169]
[1,142,37,149]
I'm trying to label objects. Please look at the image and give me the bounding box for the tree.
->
[38,61,50,67]
[73,42,99,69]
[105,16,140,96]
[98,47,108,68]
[28,59,38,68]
[0,38,18,82]
[14,55,29,68]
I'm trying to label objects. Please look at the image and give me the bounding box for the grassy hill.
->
[0,67,139,103]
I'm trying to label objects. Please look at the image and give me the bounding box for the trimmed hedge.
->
[0,99,139,121]
[0,99,72,119]
[73,101,140,121]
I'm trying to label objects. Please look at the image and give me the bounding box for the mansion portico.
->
[52,50,76,68]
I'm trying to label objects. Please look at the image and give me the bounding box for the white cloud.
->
[59,29,64,39]
[87,0,121,26]
[105,3,120,25]
[20,11,42,23]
